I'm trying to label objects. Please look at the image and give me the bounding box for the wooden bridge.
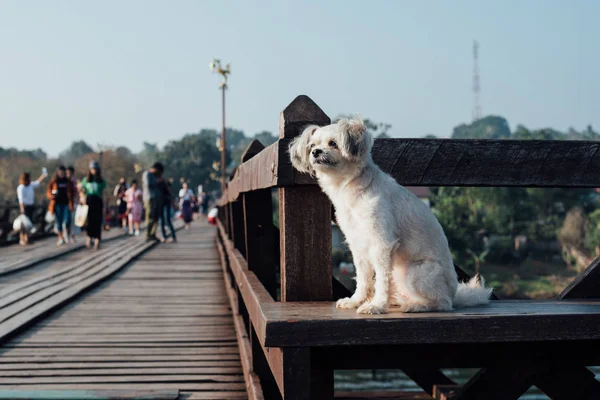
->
[2,95,600,399]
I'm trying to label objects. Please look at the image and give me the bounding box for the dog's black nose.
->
[312,148,323,157]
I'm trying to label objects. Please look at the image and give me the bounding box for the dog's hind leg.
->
[399,260,455,313]
[336,257,373,309]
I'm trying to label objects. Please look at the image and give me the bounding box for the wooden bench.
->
[216,95,600,400]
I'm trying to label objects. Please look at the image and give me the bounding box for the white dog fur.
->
[289,117,492,314]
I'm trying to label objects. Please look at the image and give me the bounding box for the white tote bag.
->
[13,214,33,233]
[74,205,89,228]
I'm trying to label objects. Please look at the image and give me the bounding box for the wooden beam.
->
[440,367,536,400]
[227,141,281,202]
[216,220,272,342]
[403,369,455,397]
[221,136,600,205]
[319,341,600,369]
[218,219,332,399]
[372,138,600,187]
[560,256,600,299]
[216,237,265,400]
[534,366,600,400]
[259,300,600,347]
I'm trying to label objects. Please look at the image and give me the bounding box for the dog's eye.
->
[310,144,315,149]
[329,140,338,148]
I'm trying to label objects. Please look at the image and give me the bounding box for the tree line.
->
[432,116,600,272]
[0,128,278,206]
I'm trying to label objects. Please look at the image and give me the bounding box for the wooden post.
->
[278,95,332,302]
[228,203,234,240]
[277,95,333,398]
[241,141,278,299]
[231,200,246,258]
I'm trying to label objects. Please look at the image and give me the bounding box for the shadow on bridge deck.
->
[0,222,246,400]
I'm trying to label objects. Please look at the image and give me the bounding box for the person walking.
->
[125,179,143,236]
[66,166,78,242]
[159,177,177,242]
[80,161,106,250]
[16,171,47,246]
[199,190,210,216]
[142,162,163,242]
[46,165,74,246]
[178,181,194,230]
[113,177,128,231]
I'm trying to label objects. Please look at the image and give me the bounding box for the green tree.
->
[161,129,224,193]
[137,142,160,170]
[59,141,95,164]
[452,116,510,139]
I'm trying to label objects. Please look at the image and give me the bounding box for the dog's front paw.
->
[336,297,362,309]
[357,302,388,315]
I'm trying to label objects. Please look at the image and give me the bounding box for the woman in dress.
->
[16,171,47,245]
[125,179,143,236]
[178,181,194,230]
[80,161,106,250]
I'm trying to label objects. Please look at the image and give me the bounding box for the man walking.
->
[142,162,164,242]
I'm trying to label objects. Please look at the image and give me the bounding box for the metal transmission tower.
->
[472,40,482,121]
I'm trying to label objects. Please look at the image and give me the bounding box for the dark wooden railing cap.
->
[279,95,330,139]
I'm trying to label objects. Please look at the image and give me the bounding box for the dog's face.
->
[289,117,373,176]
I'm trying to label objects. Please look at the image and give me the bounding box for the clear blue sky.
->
[1,0,598,156]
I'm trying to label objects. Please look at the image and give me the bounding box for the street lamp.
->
[210,58,231,193]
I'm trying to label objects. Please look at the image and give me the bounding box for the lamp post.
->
[209,58,231,194]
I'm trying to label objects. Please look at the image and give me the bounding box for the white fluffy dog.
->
[289,117,492,314]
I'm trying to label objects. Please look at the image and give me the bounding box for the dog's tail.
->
[453,274,493,308]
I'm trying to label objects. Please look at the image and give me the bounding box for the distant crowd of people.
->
[16,161,212,249]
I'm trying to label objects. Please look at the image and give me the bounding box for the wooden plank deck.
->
[0,228,126,276]
[0,223,247,400]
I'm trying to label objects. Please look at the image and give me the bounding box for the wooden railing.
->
[215,95,600,400]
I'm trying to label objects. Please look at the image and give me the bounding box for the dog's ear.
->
[338,117,373,160]
[289,125,318,174]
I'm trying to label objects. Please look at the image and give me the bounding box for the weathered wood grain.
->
[216,236,265,400]
[0,241,154,342]
[0,230,126,277]
[216,135,600,204]
[260,300,600,347]
[372,138,600,187]
[0,389,180,400]
[217,220,272,340]
[279,186,332,301]
[0,224,247,399]
[278,95,330,139]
